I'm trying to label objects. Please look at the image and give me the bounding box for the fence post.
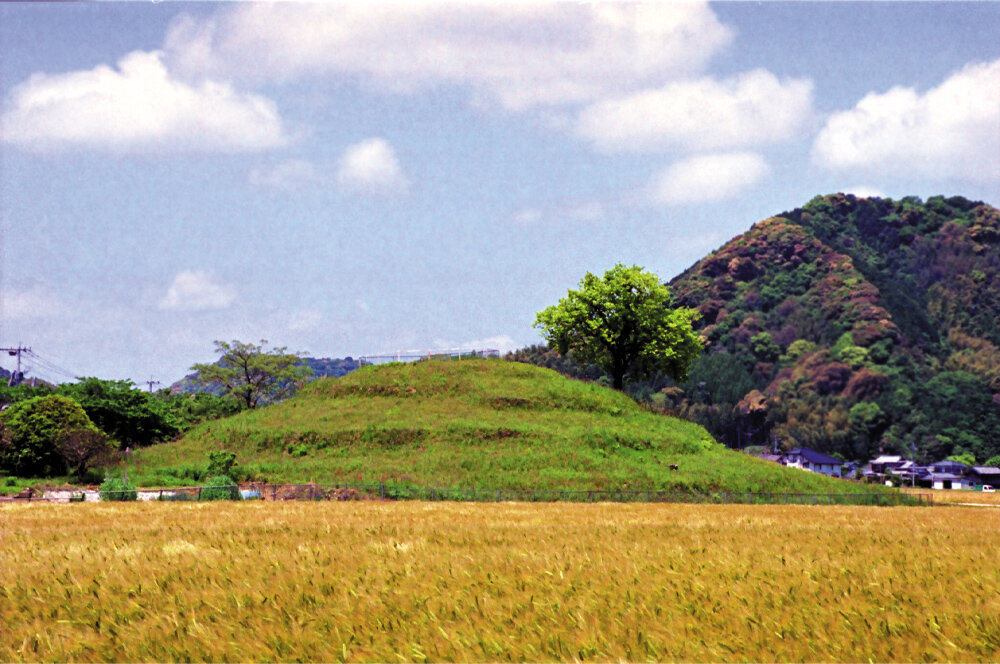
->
[197,487,202,501]
[380,483,384,500]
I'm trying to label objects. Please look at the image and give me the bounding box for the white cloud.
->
[2,50,288,154]
[647,152,770,206]
[158,270,236,311]
[1,284,66,319]
[286,309,323,333]
[812,59,1000,182]
[566,201,606,223]
[842,186,886,199]
[576,69,814,153]
[163,3,733,110]
[510,208,543,226]
[336,138,408,193]
[249,159,325,191]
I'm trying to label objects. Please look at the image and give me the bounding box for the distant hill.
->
[133,359,861,493]
[670,194,1000,464]
[513,194,1000,466]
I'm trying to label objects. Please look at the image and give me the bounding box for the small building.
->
[970,466,1000,487]
[870,455,905,474]
[784,447,843,478]
[930,472,971,490]
[930,460,970,476]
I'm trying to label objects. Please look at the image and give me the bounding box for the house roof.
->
[871,455,903,464]
[787,447,842,465]
[972,466,1000,474]
[932,460,969,470]
[930,473,965,481]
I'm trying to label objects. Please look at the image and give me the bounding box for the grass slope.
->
[132,359,862,493]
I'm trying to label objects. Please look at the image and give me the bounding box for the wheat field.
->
[2,502,998,662]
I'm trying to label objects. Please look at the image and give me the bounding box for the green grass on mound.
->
[130,359,872,493]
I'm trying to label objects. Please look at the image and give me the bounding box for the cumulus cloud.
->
[510,208,543,226]
[647,152,770,205]
[249,159,325,191]
[336,138,408,193]
[1,284,66,319]
[812,59,1000,182]
[577,69,814,153]
[842,186,887,200]
[163,3,733,110]
[2,50,288,154]
[158,270,236,311]
[286,309,323,333]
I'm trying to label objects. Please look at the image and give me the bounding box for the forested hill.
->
[666,193,1000,464]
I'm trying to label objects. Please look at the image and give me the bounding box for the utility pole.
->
[145,378,161,393]
[1,345,30,386]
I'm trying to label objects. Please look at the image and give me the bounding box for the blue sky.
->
[1,2,998,385]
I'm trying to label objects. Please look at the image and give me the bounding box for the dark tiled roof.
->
[787,447,842,466]
[972,466,1000,474]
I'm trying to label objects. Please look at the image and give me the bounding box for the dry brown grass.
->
[904,488,1000,505]
[2,502,998,662]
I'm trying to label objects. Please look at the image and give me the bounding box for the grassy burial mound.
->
[133,359,860,493]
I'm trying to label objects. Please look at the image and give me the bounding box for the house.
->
[930,472,971,490]
[870,455,905,474]
[970,466,1000,487]
[929,460,970,476]
[784,447,843,478]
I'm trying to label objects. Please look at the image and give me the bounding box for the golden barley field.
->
[2,502,998,663]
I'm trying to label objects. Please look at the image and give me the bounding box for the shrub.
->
[207,450,238,478]
[200,474,238,501]
[99,476,137,501]
[0,395,104,477]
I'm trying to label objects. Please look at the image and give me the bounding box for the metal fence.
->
[358,348,500,366]
[90,482,933,506]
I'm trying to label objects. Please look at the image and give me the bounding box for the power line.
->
[22,349,79,383]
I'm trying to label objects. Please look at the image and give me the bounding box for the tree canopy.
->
[56,377,179,449]
[0,395,112,477]
[190,340,312,409]
[534,264,703,390]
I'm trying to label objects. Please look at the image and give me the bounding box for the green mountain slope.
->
[666,193,1000,463]
[131,359,857,493]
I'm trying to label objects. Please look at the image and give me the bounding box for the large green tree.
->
[191,340,312,409]
[57,377,179,449]
[0,395,112,477]
[534,264,703,390]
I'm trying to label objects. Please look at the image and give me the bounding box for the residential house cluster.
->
[864,456,1000,490]
[756,448,1000,490]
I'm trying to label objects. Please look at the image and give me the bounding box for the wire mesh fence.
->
[88,482,933,506]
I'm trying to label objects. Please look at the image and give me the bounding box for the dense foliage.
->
[667,194,1000,462]
[514,195,1000,464]
[56,378,179,449]
[0,395,111,477]
[98,475,137,501]
[534,264,703,390]
[190,339,313,409]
